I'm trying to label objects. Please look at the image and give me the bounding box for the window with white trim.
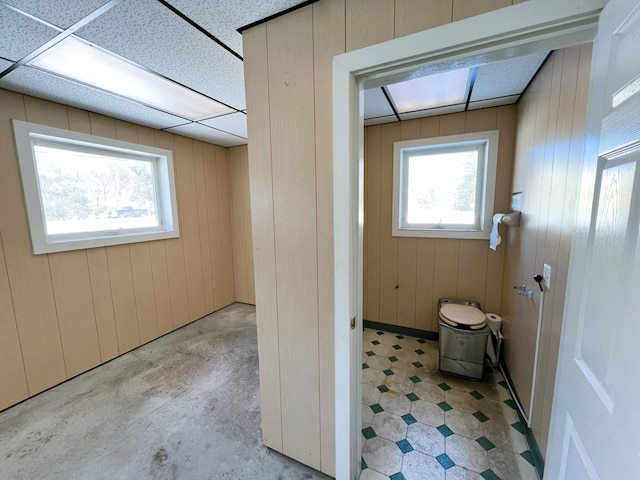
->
[392,130,499,239]
[12,120,179,254]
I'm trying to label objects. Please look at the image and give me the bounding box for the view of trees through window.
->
[34,145,158,235]
[406,149,479,227]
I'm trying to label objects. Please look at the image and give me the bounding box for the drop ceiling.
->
[0,0,549,147]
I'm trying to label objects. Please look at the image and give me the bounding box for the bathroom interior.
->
[356,41,592,480]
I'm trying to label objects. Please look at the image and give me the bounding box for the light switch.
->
[543,263,551,289]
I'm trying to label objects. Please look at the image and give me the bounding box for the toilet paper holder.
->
[497,211,521,226]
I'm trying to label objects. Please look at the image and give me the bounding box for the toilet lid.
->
[440,304,486,330]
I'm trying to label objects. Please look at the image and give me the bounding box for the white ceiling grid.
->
[0,0,549,148]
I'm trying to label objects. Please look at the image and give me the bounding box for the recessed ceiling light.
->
[387,68,472,113]
[29,36,233,121]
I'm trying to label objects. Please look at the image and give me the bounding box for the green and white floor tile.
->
[360,328,538,480]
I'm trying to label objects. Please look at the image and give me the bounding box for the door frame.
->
[333,1,605,478]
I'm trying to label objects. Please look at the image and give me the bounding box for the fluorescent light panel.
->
[387,68,471,113]
[29,36,233,121]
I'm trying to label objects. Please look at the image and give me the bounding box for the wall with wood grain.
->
[363,107,516,331]
[242,0,526,474]
[502,44,592,458]
[0,88,239,412]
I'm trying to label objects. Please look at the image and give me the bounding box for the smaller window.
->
[12,120,180,254]
[392,131,499,239]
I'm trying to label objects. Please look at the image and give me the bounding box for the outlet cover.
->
[543,263,551,289]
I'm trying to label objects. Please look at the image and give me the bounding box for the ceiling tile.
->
[76,0,246,110]
[364,87,394,120]
[166,0,307,56]
[397,104,465,121]
[199,112,247,138]
[467,95,519,110]
[0,66,187,129]
[364,115,398,127]
[165,122,246,147]
[0,59,14,72]
[471,52,548,101]
[3,0,110,29]
[0,4,60,61]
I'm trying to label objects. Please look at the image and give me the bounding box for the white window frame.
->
[392,130,499,239]
[12,119,180,254]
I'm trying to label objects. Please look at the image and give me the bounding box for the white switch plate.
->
[543,263,551,289]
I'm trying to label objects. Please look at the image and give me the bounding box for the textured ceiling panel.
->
[398,104,465,121]
[3,0,110,29]
[0,66,187,129]
[166,0,307,55]
[364,115,397,127]
[0,58,13,72]
[364,87,394,120]
[0,4,60,61]
[199,112,247,138]
[165,122,246,147]
[76,0,246,109]
[468,95,519,111]
[471,52,548,101]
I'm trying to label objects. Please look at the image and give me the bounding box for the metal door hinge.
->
[351,317,356,329]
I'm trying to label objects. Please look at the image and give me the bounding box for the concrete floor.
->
[0,303,331,480]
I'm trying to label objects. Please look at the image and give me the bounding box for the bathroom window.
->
[12,119,179,254]
[392,130,498,239]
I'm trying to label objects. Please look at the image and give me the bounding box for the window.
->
[392,130,498,239]
[12,120,179,254]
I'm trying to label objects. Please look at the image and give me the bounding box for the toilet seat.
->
[440,304,486,330]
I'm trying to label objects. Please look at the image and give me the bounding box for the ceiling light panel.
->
[3,0,110,29]
[0,66,188,129]
[470,52,548,101]
[364,87,395,120]
[166,0,308,56]
[387,68,471,113]
[29,37,233,121]
[200,112,247,139]
[76,0,246,109]
[0,4,60,61]
[165,123,246,147]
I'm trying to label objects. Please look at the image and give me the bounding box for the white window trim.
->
[12,119,180,254]
[392,130,499,239]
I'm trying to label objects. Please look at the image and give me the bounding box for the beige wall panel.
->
[420,116,440,138]
[0,90,67,396]
[266,7,320,467]
[148,241,174,336]
[89,112,118,138]
[452,0,511,21]
[431,239,460,331]
[175,136,207,320]
[136,125,157,147]
[0,231,29,410]
[394,0,453,37]
[243,24,283,452]
[114,118,139,143]
[24,96,68,129]
[86,248,119,361]
[203,144,225,311]
[230,147,250,302]
[67,107,91,133]
[465,107,497,133]
[414,239,436,330]
[193,142,216,313]
[129,243,159,344]
[49,251,102,378]
[346,0,394,51]
[240,147,256,305]
[106,245,141,353]
[456,240,488,306]
[439,112,466,136]
[313,1,344,471]
[364,125,382,321]
[215,146,237,307]
[379,122,401,324]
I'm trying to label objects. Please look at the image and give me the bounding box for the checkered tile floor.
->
[360,328,539,480]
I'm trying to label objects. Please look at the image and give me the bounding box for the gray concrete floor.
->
[0,303,332,480]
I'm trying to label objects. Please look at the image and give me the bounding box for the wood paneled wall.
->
[503,44,592,458]
[363,107,516,331]
[0,89,239,411]
[242,0,525,475]
[229,145,256,304]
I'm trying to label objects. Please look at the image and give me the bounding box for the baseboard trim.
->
[363,320,439,341]
[500,361,545,479]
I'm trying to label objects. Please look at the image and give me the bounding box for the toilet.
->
[438,298,490,380]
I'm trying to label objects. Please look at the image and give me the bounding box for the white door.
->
[545,1,640,478]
